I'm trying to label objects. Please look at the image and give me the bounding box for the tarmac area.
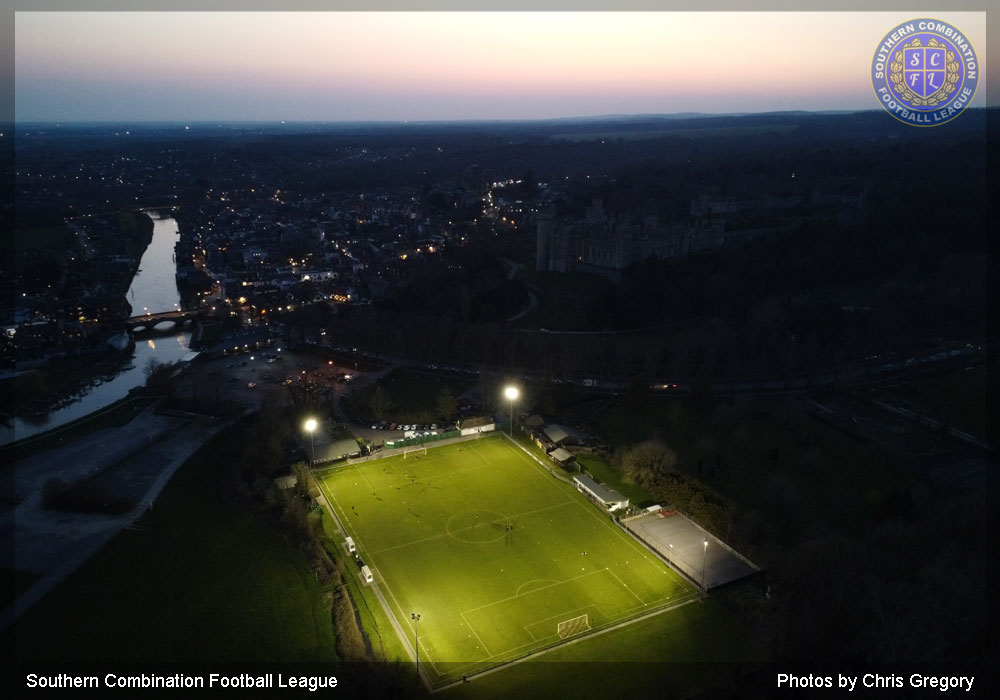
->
[1,403,219,629]
[624,509,759,591]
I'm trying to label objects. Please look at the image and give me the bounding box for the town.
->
[4,113,992,700]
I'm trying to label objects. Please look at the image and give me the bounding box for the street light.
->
[304,418,317,467]
[702,538,709,593]
[411,612,421,672]
[504,385,519,436]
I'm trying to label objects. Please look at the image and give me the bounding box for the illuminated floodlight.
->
[304,418,318,466]
[504,386,519,436]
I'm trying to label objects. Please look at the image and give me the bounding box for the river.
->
[3,212,198,445]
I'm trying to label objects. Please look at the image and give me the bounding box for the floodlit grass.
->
[8,428,338,664]
[440,596,750,700]
[316,435,697,685]
[321,513,410,665]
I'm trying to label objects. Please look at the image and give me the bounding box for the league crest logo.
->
[871,19,979,126]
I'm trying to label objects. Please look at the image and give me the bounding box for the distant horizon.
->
[15,12,989,123]
[12,106,927,128]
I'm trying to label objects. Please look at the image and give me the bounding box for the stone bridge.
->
[127,309,202,334]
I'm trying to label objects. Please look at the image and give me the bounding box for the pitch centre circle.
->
[446,510,511,543]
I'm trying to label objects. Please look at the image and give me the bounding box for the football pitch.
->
[316,436,698,684]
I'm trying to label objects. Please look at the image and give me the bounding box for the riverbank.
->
[2,212,192,446]
[2,210,153,421]
[1,406,224,630]
[0,341,136,422]
[1,393,159,464]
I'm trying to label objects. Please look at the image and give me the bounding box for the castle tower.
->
[535,207,554,272]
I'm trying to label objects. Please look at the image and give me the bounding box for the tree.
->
[618,439,678,492]
[369,385,394,421]
[435,386,456,422]
[292,461,320,499]
[143,359,176,397]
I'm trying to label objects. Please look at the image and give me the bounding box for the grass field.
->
[8,426,338,664]
[316,435,697,685]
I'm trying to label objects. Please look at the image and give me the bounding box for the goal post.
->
[556,614,590,639]
[403,446,427,458]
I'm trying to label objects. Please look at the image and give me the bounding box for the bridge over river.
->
[127,309,202,333]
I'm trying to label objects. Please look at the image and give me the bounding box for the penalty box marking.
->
[459,568,626,656]
[515,579,560,597]
[462,568,613,617]
[458,610,495,658]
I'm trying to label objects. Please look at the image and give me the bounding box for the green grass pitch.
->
[316,435,697,684]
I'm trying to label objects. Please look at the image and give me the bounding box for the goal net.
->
[403,446,427,458]
[556,614,590,639]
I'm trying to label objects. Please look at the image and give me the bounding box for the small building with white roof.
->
[573,474,629,512]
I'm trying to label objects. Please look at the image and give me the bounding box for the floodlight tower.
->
[504,385,519,436]
[702,538,709,593]
[411,612,421,672]
[304,417,317,467]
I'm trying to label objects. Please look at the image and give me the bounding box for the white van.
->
[345,537,356,553]
[361,565,373,583]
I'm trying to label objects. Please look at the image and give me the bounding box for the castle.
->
[535,199,725,280]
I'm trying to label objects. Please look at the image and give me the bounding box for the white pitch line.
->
[461,568,611,616]
[369,500,574,556]
[459,610,494,657]
[607,567,646,605]
[571,497,660,565]
[358,467,375,492]
[469,445,493,466]
[377,566,444,677]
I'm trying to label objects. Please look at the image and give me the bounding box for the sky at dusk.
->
[14,11,989,122]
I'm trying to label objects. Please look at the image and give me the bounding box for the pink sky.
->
[15,12,989,121]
